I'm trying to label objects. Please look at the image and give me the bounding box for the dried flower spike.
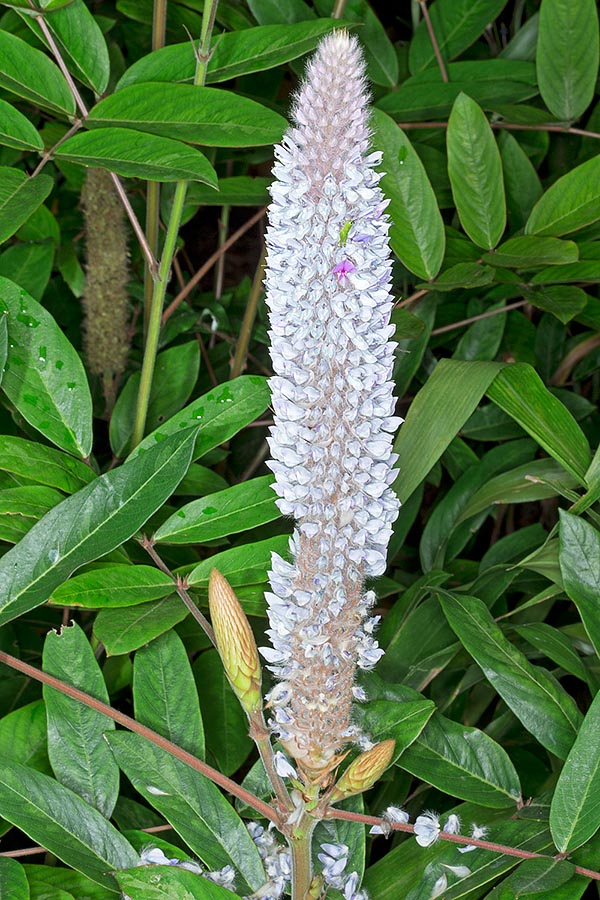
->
[208,569,262,716]
[262,28,400,780]
[330,739,395,802]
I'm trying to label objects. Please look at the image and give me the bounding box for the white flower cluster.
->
[318,843,368,900]
[246,822,292,899]
[263,29,400,777]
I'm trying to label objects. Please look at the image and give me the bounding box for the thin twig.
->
[0,650,278,824]
[140,536,215,645]
[395,120,600,141]
[331,0,348,17]
[162,207,267,323]
[395,288,428,309]
[326,809,600,881]
[430,299,527,336]
[231,245,266,379]
[417,0,448,82]
[31,120,83,177]
[550,332,600,386]
[0,824,174,859]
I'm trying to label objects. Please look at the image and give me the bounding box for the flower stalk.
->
[262,29,400,783]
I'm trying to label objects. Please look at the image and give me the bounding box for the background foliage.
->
[1,0,600,897]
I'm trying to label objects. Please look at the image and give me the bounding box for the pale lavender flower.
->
[443,813,461,834]
[414,812,441,847]
[458,823,488,853]
[263,28,400,779]
[429,873,448,899]
[370,805,410,835]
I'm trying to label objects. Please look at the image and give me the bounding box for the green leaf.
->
[21,0,110,95]
[131,375,271,463]
[134,630,204,758]
[0,170,54,245]
[500,858,576,895]
[186,176,270,208]
[187,535,291,588]
[94,596,188,656]
[537,0,599,121]
[43,622,120,819]
[0,99,43,152]
[247,0,315,24]
[0,485,65,543]
[513,623,590,685]
[526,286,588,324]
[0,858,29,900]
[110,341,201,457]
[87,84,286,147]
[154,475,279,544]
[409,0,511,73]
[193,650,253,777]
[447,93,506,249]
[0,763,138,890]
[486,363,591,483]
[498,130,543,230]
[526,155,600,236]
[118,19,343,88]
[456,458,578,522]
[399,712,522,807]
[353,698,434,760]
[0,436,94,493]
[439,591,582,759]
[106,732,265,892]
[50,565,174,609]
[426,262,495,291]
[0,277,93,456]
[559,511,600,658]
[550,688,600,852]
[0,427,197,628]
[371,110,444,280]
[25,865,114,900]
[378,60,538,121]
[0,242,55,301]
[56,129,219,185]
[115,866,239,900]
[393,359,504,503]
[0,30,75,115]
[0,700,50,774]
[482,236,578,268]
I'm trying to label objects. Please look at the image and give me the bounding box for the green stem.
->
[144,0,168,330]
[131,0,220,449]
[290,819,317,900]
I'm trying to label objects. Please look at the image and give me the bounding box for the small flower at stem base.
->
[208,569,262,716]
[330,739,395,802]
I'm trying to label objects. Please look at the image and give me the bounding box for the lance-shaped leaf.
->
[0,277,92,456]
[550,688,600,852]
[0,171,54,245]
[0,30,74,115]
[115,866,241,899]
[106,732,265,893]
[0,764,139,890]
[439,592,582,759]
[559,511,600,658]
[0,858,28,900]
[0,98,43,152]
[0,427,197,627]
[43,622,120,819]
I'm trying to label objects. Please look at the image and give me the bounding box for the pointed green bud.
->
[330,739,395,802]
[208,569,262,716]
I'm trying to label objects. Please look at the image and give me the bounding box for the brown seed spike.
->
[329,739,395,802]
[208,569,263,716]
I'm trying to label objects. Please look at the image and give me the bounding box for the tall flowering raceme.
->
[262,30,401,782]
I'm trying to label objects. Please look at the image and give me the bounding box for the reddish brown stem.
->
[0,650,278,824]
[418,0,448,82]
[327,809,600,881]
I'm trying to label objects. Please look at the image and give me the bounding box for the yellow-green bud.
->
[330,739,395,802]
[208,569,262,716]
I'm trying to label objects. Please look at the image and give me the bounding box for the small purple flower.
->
[333,259,356,285]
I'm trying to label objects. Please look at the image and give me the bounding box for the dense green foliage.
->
[0,0,600,897]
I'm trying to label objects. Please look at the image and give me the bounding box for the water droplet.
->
[398,146,407,165]
[203,506,217,515]
[48,548,60,564]
[55,360,64,370]
[67,382,76,391]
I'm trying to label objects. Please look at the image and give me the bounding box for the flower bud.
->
[330,739,395,801]
[208,569,262,715]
